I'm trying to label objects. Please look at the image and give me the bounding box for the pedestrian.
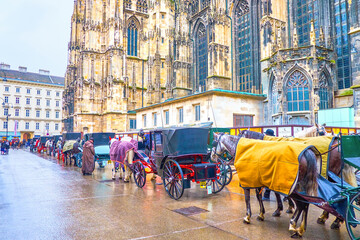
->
[262,129,275,201]
[82,137,95,175]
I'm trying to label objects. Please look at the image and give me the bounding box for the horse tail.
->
[343,163,358,187]
[302,149,319,196]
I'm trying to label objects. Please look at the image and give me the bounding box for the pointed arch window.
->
[235,0,253,92]
[270,77,279,114]
[196,23,208,91]
[136,0,147,13]
[319,73,330,110]
[127,20,138,56]
[286,71,310,111]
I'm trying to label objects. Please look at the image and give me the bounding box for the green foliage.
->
[339,89,353,96]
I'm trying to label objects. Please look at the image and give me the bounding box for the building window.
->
[45,123,49,130]
[191,0,199,15]
[143,114,147,127]
[127,19,138,56]
[37,99,41,105]
[16,87,20,93]
[46,99,50,107]
[319,73,330,110]
[25,122,29,130]
[235,0,253,92]
[55,111,59,118]
[162,62,164,68]
[161,38,164,44]
[4,86,9,92]
[56,92,60,97]
[55,123,59,131]
[37,89,41,95]
[195,105,200,121]
[130,119,136,129]
[153,113,157,126]
[27,89,31,94]
[179,108,184,123]
[286,71,310,111]
[162,14,164,19]
[47,90,50,96]
[56,100,59,107]
[26,109,30,117]
[233,114,254,127]
[4,96,8,103]
[3,121,8,129]
[295,0,320,47]
[334,0,351,89]
[4,108,8,116]
[46,111,50,118]
[15,109,19,116]
[15,121,19,129]
[26,98,30,105]
[136,0,148,13]
[15,97,20,104]
[165,110,169,125]
[36,123,40,130]
[196,23,208,92]
[36,110,40,118]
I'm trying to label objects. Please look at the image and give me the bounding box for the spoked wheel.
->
[162,159,184,200]
[207,159,226,193]
[133,161,147,188]
[224,164,233,185]
[346,191,360,240]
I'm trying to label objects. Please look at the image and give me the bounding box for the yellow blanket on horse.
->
[263,136,334,178]
[235,138,317,195]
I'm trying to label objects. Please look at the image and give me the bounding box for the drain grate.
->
[173,206,209,216]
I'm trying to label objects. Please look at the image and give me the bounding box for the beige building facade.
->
[64,0,360,132]
[0,64,64,140]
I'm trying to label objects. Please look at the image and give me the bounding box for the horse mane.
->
[240,130,265,140]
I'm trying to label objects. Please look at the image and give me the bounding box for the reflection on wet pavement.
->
[0,150,356,239]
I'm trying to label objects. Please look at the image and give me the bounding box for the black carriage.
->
[81,132,115,168]
[132,127,227,200]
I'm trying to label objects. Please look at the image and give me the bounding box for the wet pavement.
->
[0,149,356,239]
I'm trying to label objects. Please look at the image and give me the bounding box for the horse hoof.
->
[317,218,326,225]
[330,223,340,230]
[257,216,264,221]
[243,219,250,224]
[272,211,281,217]
[286,209,294,214]
[290,232,302,238]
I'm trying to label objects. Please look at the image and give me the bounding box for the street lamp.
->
[1,99,13,141]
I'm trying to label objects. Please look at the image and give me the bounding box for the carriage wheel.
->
[162,159,184,200]
[207,159,226,193]
[133,161,147,188]
[346,191,360,240]
[224,164,233,185]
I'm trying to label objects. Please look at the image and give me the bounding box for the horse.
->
[211,132,319,238]
[240,129,358,229]
[109,137,138,182]
[294,123,328,137]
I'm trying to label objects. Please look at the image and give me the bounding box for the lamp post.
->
[5,113,11,140]
[1,98,13,141]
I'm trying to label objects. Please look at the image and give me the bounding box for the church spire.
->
[293,23,298,48]
[310,20,316,46]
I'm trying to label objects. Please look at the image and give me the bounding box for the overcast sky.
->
[0,0,74,77]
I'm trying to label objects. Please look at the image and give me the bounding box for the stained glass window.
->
[295,0,319,46]
[319,73,330,109]
[127,20,138,56]
[334,0,351,89]
[235,0,252,92]
[286,71,310,112]
[196,24,208,91]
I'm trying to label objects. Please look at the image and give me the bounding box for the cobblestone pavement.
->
[0,149,356,239]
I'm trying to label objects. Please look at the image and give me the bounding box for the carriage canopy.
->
[84,133,115,147]
[160,128,209,157]
[62,132,81,141]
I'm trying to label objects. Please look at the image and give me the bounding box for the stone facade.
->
[64,0,360,132]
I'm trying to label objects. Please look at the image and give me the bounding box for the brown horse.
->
[211,133,319,238]
[240,129,358,229]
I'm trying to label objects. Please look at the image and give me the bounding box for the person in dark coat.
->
[82,137,95,175]
[263,129,275,201]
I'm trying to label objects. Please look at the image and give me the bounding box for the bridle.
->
[212,133,227,158]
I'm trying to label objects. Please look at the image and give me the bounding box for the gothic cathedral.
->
[63,0,360,132]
